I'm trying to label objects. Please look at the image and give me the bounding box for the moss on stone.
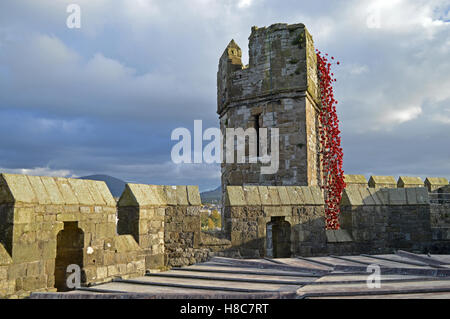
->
[291,32,305,48]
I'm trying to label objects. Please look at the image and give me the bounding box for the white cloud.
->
[237,0,253,9]
[361,0,449,34]
[0,167,76,178]
[383,106,422,124]
[346,64,369,75]
[431,113,450,125]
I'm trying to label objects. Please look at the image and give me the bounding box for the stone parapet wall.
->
[431,204,450,228]
[224,185,327,257]
[0,244,14,297]
[82,235,145,285]
[200,231,233,256]
[340,187,432,254]
[223,185,442,257]
[430,202,450,252]
[118,184,208,269]
[342,175,449,190]
[0,173,144,298]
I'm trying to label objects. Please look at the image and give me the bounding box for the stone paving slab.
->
[114,275,301,292]
[174,265,320,277]
[153,270,318,284]
[338,255,429,269]
[372,254,435,267]
[396,251,450,267]
[209,257,329,274]
[309,292,450,299]
[314,274,446,283]
[303,256,369,268]
[32,290,296,299]
[29,255,450,299]
[297,279,450,298]
[84,281,258,294]
[423,255,450,264]
[270,258,333,271]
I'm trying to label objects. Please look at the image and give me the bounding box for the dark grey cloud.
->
[0,0,449,191]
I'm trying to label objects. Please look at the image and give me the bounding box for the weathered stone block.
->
[0,266,8,280]
[40,240,57,260]
[344,175,368,187]
[243,186,260,206]
[425,177,449,192]
[187,186,201,205]
[96,266,108,280]
[2,174,37,204]
[176,186,189,206]
[226,186,246,206]
[26,261,42,277]
[82,266,97,282]
[368,176,396,188]
[258,186,272,205]
[267,187,281,205]
[14,208,34,224]
[397,176,424,188]
[107,265,119,277]
[57,213,79,222]
[12,242,40,263]
[264,206,291,217]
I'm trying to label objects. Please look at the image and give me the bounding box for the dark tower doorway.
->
[266,217,291,258]
[55,222,84,291]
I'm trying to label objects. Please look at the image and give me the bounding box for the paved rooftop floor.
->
[31,251,450,299]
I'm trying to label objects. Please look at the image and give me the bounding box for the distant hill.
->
[200,186,221,204]
[79,175,221,203]
[79,174,126,198]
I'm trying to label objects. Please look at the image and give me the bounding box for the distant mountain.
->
[79,175,221,203]
[200,186,221,204]
[79,174,126,198]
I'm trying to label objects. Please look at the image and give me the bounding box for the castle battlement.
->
[223,184,449,258]
[345,174,449,192]
[0,173,209,298]
[218,23,319,116]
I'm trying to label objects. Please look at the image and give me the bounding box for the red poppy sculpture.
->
[316,50,345,230]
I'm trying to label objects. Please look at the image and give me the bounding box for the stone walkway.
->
[31,252,450,299]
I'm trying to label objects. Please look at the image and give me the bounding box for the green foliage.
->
[207,218,215,230]
[200,211,209,230]
[201,210,222,230]
[210,209,222,227]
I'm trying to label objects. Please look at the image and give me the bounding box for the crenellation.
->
[344,175,368,188]
[117,184,208,269]
[0,174,190,298]
[398,176,424,188]
[425,177,449,192]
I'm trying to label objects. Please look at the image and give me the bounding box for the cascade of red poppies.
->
[316,50,346,230]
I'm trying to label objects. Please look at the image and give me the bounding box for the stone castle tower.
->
[217,23,322,192]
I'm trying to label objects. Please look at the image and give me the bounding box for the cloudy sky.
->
[0,0,449,191]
